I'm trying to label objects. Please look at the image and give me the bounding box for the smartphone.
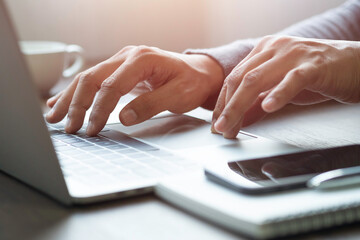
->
[205,144,360,194]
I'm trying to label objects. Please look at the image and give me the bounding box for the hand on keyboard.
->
[45,46,224,136]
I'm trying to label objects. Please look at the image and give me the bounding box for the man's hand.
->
[212,36,360,138]
[46,46,224,136]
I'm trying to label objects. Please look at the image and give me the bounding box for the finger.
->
[211,84,227,133]
[46,91,63,108]
[262,63,319,113]
[65,61,123,133]
[222,118,243,139]
[221,93,268,138]
[214,58,289,134]
[65,71,100,133]
[211,45,269,133]
[119,79,182,127]
[45,79,79,123]
[225,50,274,104]
[86,61,142,136]
[87,53,172,135]
[242,93,268,127]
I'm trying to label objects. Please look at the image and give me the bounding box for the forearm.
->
[277,0,360,40]
[186,0,360,77]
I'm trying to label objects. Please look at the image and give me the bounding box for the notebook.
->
[156,174,360,239]
[0,0,298,205]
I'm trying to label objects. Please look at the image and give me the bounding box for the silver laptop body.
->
[0,0,299,205]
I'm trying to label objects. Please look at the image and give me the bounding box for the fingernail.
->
[214,115,227,133]
[211,125,219,134]
[65,115,72,132]
[121,108,137,125]
[263,97,276,112]
[211,118,219,134]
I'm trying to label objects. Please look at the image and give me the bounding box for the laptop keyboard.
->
[48,123,199,186]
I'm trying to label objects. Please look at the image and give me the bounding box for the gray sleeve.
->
[185,0,360,77]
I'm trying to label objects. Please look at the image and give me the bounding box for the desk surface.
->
[1,95,360,240]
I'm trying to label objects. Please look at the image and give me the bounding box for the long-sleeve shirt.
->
[186,0,360,77]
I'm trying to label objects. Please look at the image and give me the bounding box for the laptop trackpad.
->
[107,115,255,150]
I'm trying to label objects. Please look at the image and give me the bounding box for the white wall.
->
[6,0,346,61]
[204,0,346,47]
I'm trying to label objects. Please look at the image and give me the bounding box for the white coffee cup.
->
[20,41,84,96]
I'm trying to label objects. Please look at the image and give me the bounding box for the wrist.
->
[186,54,225,110]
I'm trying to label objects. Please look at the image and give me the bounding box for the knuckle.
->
[225,75,238,90]
[75,71,100,92]
[110,45,136,59]
[242,70,260,88]
[260,35,276,44]
[77,71,94,82]
[269,36,292,48]
[129,45,159,65]
[133,45,154,56]
[77,71,97,88]
[225,69,242,89]
[100,75,117,90]
[290,67,307,80]
[311,52,326,66]
[100,75,129,96]
[121,45,136,53]
[68,102,87,113]
[288,44,308,55]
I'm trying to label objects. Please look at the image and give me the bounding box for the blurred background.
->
[6,0,346,62]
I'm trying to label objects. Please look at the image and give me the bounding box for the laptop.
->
[0,0,299,205]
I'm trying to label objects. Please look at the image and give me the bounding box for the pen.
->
[307,166,360,190]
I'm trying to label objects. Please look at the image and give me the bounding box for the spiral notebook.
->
[155,173,360,239]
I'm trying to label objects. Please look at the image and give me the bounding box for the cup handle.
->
[63,44,84,78]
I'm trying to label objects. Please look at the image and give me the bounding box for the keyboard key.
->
[71,141,94,147]
[100,153,126,160]
[100,130,158,151]
[86,137,107,143]
[114,148,138,154]
[73,152,96,160]
[148,150,174,157]
[121,161,147,171]
[80,158,102,165]
[60,137,83,144]
[54,145,77,152]
[80,145,104,152]
[50,122,66,129]
[96,141,118,147]
[50,127,199,185]
[90,149,115,155]
[106,144,128,150]
[126,153,150,159]
[52,141,67,147]
[108,158,135,166]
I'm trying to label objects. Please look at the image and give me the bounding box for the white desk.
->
[1,100,360,240]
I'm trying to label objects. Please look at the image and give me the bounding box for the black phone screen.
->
[205,145,360,194]
[227,145,360,188]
